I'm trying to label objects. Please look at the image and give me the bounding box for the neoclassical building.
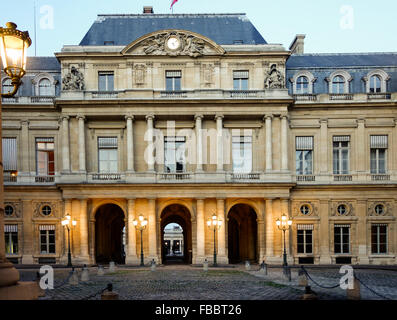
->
[2,8,397,266]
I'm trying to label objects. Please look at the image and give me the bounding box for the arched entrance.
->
[160,204,192,264]
[95,203,125,264]
[227,204,258,264]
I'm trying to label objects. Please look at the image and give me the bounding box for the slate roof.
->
[287,53,397,68]
[79,13,267,46]
[26,57,60,71]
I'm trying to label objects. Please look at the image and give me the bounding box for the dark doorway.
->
[95,203,125,264]
[227,204,257,264]
[160,204,192,264]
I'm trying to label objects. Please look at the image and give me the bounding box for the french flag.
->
[170,0,178,9]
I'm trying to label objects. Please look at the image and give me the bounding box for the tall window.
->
[296,76,309,94]
[39,225,56,254]
[98,72,114,91]
[332,76,345,94]
[297,225,313,254]
[38,78,52,96]
[371,224,387,254]
[233,70,249,90]
[232,136,252,173]
[333,136,350,174]
[164,136,186,173]
[369,75,382,93]
[5,225,18,255]
[370,135,387,174]
[2,78,14,95]
[36,138,54,176]
[165,71,181,91]
[334,225,350,254]
[98,137,118,173]
[2,137,17,174]
[295,136,313,175]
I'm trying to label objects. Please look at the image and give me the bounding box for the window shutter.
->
[39,225,55,231]
[297,224,314,230]
[335,224,351,228]
[4,225,18,232]
[372,223,388,227]
[166,71,181,77]
[333,136,350,142]
[233,71,249,79]
[296,136,313,150]
[2,138,17,171]
[98,137,118,148]
[370,135,388,148]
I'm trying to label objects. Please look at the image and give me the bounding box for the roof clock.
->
[166,35,181,51]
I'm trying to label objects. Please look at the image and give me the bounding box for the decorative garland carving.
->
[368,201,392,216]
[331,201,354,216]
[292,201,318,217]
[4,202,21,218]
[33,201,59,218]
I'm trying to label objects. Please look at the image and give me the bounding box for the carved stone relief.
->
[264,64,285,89]
[62,66,85,91]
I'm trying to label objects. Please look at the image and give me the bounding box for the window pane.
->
[335,244,341,253]
[306,244,313,254]
[174,77,181,91]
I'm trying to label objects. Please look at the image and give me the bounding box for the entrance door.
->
[227,204,258,263]
[95,203,125,264]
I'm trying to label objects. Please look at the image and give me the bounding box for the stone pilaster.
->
[148,198,158,262]
[280,115,289,171]
[79,199,90,263]
[265,199,274,260]
[77,115,86,172]
[216,198,228,263]
[264,115,273,171]
[215,115,224,172]
[195,199,205,263]
[319,119,328,174]
[61,116,70,172]
[125,115,135,172]
[126,199,139,264]
[145,115,155,172]
[319,200,332,264]
[195,114,204,172]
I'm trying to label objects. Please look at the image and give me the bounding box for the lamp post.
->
[0,22,31,298]
[207,213,222,267]
[276,214,292,275]
[133,214,148,266]
[61,214,77,267]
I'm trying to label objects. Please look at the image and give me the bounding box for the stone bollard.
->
[347,278,361,300]
[203,259,209,272]
[101,283,119,300]
[151,259,156,272]
[245,261,251,271]
[302,286,318,300]
[69,268,79,285]
[260,261,267,275]
[298,270,308,287]
[109,261,116,273]
[97,265,105,276]
[81,265,90,282]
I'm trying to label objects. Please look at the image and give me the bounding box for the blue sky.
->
[0,0,396,56]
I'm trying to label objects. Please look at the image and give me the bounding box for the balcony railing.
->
[2,96,55,104]
[293,94,317,101]
[160,91,188,98]
[231,173,260,180]
[3,173,17,182]
[158,173,192,180]
[92,173,122,181]
[333,174,353,182]
[228,90,261,98]
[30,96,55,103]
[91,91,119,99]
[35,175,55,183]
[296,175,316,182]
[329,93,354,101]
[371,174,390,181]
[367,93,391,100]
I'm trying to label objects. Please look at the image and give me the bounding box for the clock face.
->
[167,36,180,50]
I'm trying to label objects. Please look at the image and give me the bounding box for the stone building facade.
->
[2,10,397,266]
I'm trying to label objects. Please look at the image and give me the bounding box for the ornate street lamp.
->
[276,213,292,274]
[0,22,31,299]
[133,214,148,266]
[207,213,222,267]
[61,214,77,268]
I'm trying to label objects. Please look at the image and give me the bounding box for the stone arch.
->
[160,202,193,264]
[227,203,258,264]
[94,202,126,265]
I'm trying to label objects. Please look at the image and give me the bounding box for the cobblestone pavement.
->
[36,265,397,300]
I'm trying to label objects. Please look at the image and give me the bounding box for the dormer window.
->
[38,78,52,96]
[296,76,309,94]
[33,73,57,96]
[2,78,14,95]
[332,76,345,94]
[365,69,390,93]
[327,71,352,94]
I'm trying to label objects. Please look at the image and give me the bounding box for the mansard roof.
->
[79,13,267,46]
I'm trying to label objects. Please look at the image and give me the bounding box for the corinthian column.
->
[215,115,224,172]
[125,115,135,172]
[195,114,203,172]
[77,115,86,172]
[264,115,273,171]
[145,115,155,172]
[280,115,289,171]
[61,116,70,172]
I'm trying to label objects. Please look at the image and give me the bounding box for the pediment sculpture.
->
[264,64,285,89]
[62,66,85,91]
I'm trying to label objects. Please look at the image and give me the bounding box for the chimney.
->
[143,6,154,14]
[289,34,306,54]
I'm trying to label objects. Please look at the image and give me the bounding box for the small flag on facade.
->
[170,0,178,9]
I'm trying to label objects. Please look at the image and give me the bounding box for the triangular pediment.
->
[121,29,225,57]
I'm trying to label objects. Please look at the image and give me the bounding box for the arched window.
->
[296,76,309,94]
[369,75,381,93]
[332,75,346,94]
[2,78,13,95]
[38,78,52,96]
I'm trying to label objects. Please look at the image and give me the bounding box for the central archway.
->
[95,203,125,264]
[227,204,258,264]
[160,204,192,264]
